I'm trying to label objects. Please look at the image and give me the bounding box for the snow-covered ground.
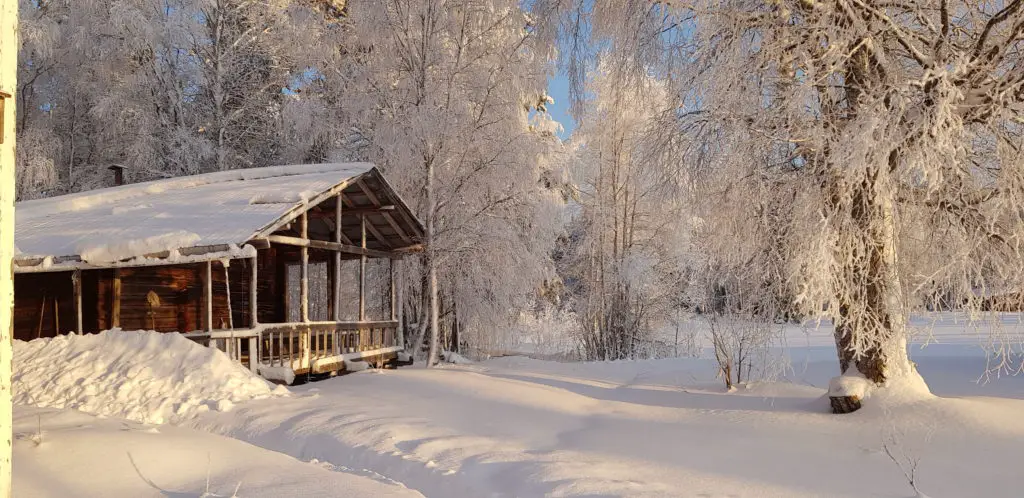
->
[12,316,1024,497]
[13,406,421,497]
[190,315,1024,497]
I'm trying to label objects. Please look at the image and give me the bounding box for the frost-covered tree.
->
[333,0,566,364]
[14,0,333,197]
[548,1,1024,411]
[562,67,687,360]
[192,0,328,171]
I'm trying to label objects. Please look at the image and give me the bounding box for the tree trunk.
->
[411,262,430,354]
[0,0,16,493]
[425,157,440,368]
[213,3,227,172]
[451,299,459,354]
[829,169,913,413]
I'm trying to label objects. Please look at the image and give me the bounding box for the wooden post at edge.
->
[249,255,259,373]
[359,214,366,321]
[73,269,83,335]
[204,261,213,333]
[111,268,122,329]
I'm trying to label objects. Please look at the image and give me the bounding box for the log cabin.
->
[13,163,424,383]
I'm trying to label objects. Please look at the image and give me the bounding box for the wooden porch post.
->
[390,258,397,321]
[359,214,366,321]
[111,268,121,329]
[300,211,309,323]
[205,261,213,332]
[73,269,82,335]
[397,259,405,349]
[223,261,235,360]
[333,196,343,356]
[334,195,343,322]
[223,263,234,330]
[249,255,259,326]
[300,211,310,372]
[249,255,258,373]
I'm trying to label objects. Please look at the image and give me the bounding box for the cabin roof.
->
[15,163,424,271]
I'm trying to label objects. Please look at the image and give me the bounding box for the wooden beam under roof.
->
[302,209,356,245]
[261,234,396,259]
[361,171,423,239]
[339,193,392,249]
[308,205,395,216]
[354,179,414,246]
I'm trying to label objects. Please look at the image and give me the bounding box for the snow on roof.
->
[15,163,376,266]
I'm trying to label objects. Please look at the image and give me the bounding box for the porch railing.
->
[182,329,261,372]
[182,320,400,376]
[258,320,400,374]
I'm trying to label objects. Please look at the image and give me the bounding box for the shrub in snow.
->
[441,351,473,365]
[14,330,286,424]
[705,315,784,390]
[507,307,579,359]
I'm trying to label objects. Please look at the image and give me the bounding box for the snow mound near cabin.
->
[13,330,287,425]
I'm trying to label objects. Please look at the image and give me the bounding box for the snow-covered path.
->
[193,344,1024,497]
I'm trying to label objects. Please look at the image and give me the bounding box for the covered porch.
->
[166,169,424,380]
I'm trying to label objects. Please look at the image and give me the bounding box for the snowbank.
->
[14,330,287,424]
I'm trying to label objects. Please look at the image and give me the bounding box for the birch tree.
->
[13,0,333,195]
[193,0,326,171]
[0,0,16,492]
[549,1,1024,412]
[563,67,686,360]
[335,0,564,364]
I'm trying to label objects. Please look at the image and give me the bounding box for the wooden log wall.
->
[15,258,257,340]
[13,241,391,341]
[98,264,207,332]
[13,272,76,341]
[257,246,285,324]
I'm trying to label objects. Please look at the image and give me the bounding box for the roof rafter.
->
[354,179,414,246]
[339,193,393,249]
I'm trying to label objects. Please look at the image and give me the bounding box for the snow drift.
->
[13,330,286,424]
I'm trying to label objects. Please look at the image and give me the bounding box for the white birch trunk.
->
[213,1,227,172]
[426,158,440,368]
[0,0,16,493]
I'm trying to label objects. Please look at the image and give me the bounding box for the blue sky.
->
[546,74,576,140]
